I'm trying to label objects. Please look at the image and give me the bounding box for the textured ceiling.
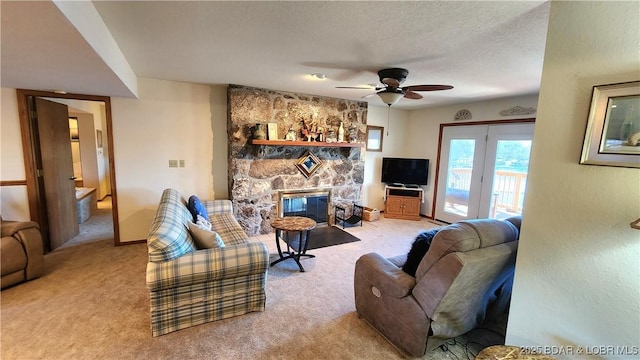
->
[1,1,550,109]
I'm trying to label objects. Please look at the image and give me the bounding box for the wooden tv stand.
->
[384,185,423,221]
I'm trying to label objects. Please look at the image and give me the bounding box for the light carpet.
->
[0,217,505,359]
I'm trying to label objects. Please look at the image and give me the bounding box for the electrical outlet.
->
[169,160,178,168]
[179,160,185,168]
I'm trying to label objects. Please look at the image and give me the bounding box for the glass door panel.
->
[443,139,475,217]
[488,140,531,219]
[435,125,487,223]
[478,123,535,219]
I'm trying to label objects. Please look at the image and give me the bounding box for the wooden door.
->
[36,98,79,249]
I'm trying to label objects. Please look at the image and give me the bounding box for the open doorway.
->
[17,90,120,250]
[63,109,114,248]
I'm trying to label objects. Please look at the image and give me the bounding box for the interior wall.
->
[98,104,110,198]
[406,94,539,216]
[0,88,29,220]
[362,105,410,211]
[507,0,640,352]
[110,78,213,242]
[210,85,228,199]
[74,112,99,191]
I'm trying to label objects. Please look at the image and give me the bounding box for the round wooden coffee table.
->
[270,216,316,272]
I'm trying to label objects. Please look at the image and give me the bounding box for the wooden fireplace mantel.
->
[251,139,363,148]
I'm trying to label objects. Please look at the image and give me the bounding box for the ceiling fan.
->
[336,68,453,106]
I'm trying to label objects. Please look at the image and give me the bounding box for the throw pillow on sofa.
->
[188,222,226,249]
[196,214,212,230]
[188,195,208,223]
[401,228,440,277]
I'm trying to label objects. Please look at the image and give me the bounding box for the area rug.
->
[307,225,361,250]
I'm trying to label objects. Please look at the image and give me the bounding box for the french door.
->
[434,123,534,223]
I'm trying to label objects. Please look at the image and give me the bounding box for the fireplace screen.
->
[279,189,330,224]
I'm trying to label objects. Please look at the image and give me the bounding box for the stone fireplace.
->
[227,85,367,236]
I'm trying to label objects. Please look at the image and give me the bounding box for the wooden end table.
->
[270,216,316,272]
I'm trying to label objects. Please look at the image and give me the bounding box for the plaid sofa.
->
[146,188,269,336]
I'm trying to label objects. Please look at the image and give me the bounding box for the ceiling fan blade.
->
[404,90,423,100]
[336,86,375,89]
[337,85,386,92]
[404,84,454,92]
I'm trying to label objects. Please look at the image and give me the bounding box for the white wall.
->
[362,105,410,211]
[507,1,640,355]
[210,85,229,199]
[407,94,539,216]
[99,103,111,196]
[0,88,30,220]
[74,112,99,190]
[111,78,213,242]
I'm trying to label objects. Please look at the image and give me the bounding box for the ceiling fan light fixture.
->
[311,72,326,79]
[377,91,404,106]
[339,68,454,105]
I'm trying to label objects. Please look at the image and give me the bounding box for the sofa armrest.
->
[1,221,44,280]
[146,241,269,291]
[355,252,416,298]
[1,220,39,237]
[202,199,233,215]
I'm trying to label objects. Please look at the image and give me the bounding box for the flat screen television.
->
[381,157,429,185]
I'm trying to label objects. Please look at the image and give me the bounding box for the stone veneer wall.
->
[228,85,367,236]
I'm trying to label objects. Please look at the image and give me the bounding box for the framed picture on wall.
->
[366,125,384,152]
[295,151,323,178]
[580,81,640,168]
[69,117,79,141]
[268,123,278,140]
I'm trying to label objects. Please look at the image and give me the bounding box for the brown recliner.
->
[354,217,520,357]
[1,219,45,289]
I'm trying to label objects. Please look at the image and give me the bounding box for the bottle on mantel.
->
[338,122,345,142]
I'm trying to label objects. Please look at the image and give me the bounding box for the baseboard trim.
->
[116,239,146,246]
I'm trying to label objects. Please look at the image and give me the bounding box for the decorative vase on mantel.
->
[285,128,296,141]
[338,122,345,142]
[253,123,266,140]
[348,126,358,143]
[326,129,337,143]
